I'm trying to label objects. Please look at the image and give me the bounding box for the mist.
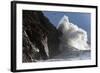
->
[57,15,90,51]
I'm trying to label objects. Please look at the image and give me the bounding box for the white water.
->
[41,36,49,57]
[57,15,90,51]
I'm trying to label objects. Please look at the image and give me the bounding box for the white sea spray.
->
[57,15,90,51]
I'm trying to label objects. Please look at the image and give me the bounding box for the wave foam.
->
[57,15,90,51]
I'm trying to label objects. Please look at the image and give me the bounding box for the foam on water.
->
[57,15,90,51]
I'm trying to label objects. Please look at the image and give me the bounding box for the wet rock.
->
[22,10,61,62]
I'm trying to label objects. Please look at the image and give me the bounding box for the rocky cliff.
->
[22,10,61,62]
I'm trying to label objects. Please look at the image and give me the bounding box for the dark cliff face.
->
[22,10,61,62]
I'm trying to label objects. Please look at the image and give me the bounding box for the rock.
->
[22,10,61,62]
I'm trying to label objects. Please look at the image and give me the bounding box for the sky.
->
[43,11,91,42]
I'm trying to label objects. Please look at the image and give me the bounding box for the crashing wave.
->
[57,15,90,51]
